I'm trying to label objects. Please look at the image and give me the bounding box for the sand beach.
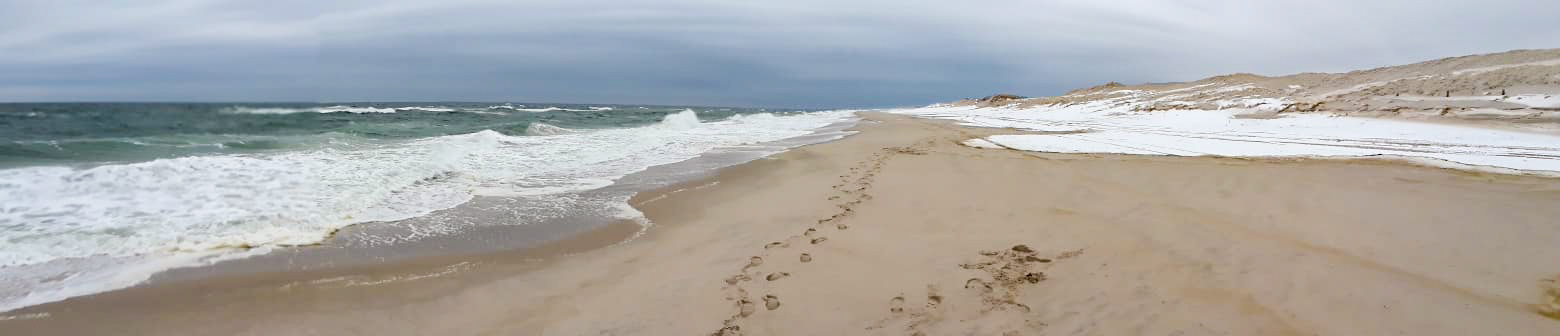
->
[6,113,1559,335]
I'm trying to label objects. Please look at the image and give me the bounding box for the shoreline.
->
[5,113,1560,334]
[0,114,859,316]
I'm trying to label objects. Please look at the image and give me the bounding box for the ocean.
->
[0,102,856,312]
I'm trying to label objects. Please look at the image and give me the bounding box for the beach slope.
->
[8,113,1558,335]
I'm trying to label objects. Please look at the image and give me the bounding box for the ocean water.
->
[0,102,856,312]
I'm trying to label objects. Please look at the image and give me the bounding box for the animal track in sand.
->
[712,325,741,336]
[925,286,943,310]
[707,140,938,335]
[874,244,1080,334]
[1540,275,1560,320]
[870,285,953,333]
[738,299,756,317]
[965,278,992,292]
[764,295,782,310]
[959,245,1082,312]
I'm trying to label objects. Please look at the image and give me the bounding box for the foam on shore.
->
[0,109,857,313]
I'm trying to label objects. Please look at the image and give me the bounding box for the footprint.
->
[926,285,943,309]
[747,256,763,268]
[890,296,906,313]
[724,274,751,285]
[804,228,817,237]
[738,299,757,317]
[960,260,996,269]
[766,272,790,281]
[764,295,782,310]
[765,242,788,249]
[836,223,849,230]
[714,326,742,336]
[810,237,828,244]
[1006,301,1032,313]
[800,253,812,263]
[965,278,992,292]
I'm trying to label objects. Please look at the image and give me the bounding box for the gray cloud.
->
[1,0,1556,108]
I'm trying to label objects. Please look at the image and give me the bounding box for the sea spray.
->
[658,109,702,129]
[525,123,577,136]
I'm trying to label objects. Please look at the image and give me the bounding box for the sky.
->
[1,0,1556,108]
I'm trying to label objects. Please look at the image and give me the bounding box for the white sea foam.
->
[222,107,314,114]
[657,109,701,129]
[0,109,856,312]
[224,105,457,114]
[524,123,577,136]
[314,105,398,113]
[0,247,274,314]
[393,106,457,112]
[510,106,614,113]
[516,107,565,112]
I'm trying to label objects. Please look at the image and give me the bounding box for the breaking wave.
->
[0,108,857,312]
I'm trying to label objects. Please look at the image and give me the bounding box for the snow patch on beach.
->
[1449,58,1560,76]
[1389,94,1560,109]
[897,101,1560,175]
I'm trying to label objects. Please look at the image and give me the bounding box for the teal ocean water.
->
[0,102,856,312]
[1,103,797,167]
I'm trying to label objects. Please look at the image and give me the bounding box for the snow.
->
[1449,58,1560,76]
[1208,84,1256,93]
[1503,94,1560,109]
[960,138,1004,149]
[895,102,1560,175]
[1392,94,1560,109]
[981,134,1166,155]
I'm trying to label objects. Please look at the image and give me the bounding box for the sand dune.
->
[952,49,1560,125]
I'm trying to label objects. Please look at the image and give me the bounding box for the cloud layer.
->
[2,0,1556,107]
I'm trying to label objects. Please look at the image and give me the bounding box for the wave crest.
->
[223,106,458,114]
[524,123,577,136]
[657,109,701,129]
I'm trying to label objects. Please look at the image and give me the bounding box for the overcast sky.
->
[1,0,1556,108]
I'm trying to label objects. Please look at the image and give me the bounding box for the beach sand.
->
[5,113,1560,335]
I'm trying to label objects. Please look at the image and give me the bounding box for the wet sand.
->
[5,113,1560,335]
